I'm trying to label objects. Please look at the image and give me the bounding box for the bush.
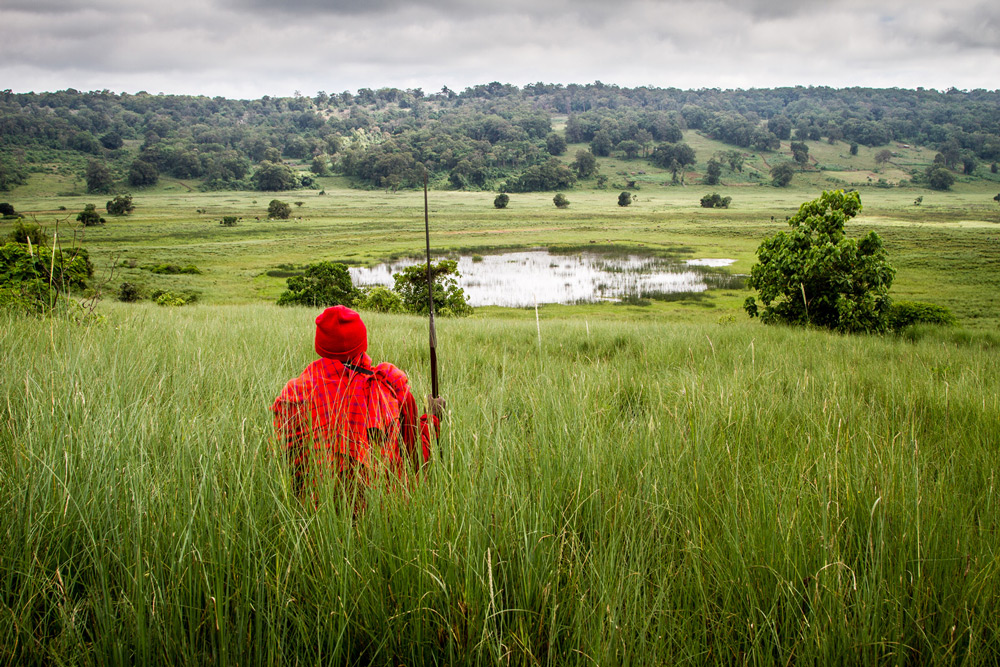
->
[6,220,47,246]
[700,193,732,208]
[618,192,632,207]
[117,282,142,302]
[277,261,357,307]
[493,194,510,209]
[356,285,405,313]
[744,190,895,334]
[0,203,16,217]
[220,216,239,227]
[76,204,105,226]
[392,260,472,317]
[106,194,134,216]
[888,301,957,331]
[553,193,570,208]
[268,199,291,220]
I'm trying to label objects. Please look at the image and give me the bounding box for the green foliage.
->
[0,241,93,313]
[6,219,47,246]
[142,263,201,275]
[128,159,159,187]
[310,154,330,176]
[153,291,189,306]
[267,199,292,219]
[505,158,576,193]
[277,261,358,307]
[700,193,732,208]
[650,142,696,170]
[705,158,722,185]
[850,142,859,156]
[770,162,795,187]
[355,285,405,313]
[493,193,509,209]
[106,194,134,216]
[392,259,472,317]
[76,204,105,226]
[220,216,239,226]
[888,300,957,331]
[744,190,895,333]
[0,202,16,217]
[85,160,114,194]
[545,133,566,156]
[617,191,632,207]
[926,166,955,191]
[0,154,28,191]
[553,193,570,208]
[253,161,298,191]
[117,282,141,302]
[571,150,598,179]
[790,141,809,165]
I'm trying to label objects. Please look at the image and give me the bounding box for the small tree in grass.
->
[76,204,105,226]
[268,199,291,219]
[618,191,632,207]
[106,194,134,216]
[493,193,509,209]
[700,193,732,208]
[744,190,895,334]
[277,261,357,307]
[771,162,795,187]
[392,260,472,317]
[553,193,570,208]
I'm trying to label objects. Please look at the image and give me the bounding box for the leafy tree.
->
[355,285,404,313]
[617,140,641,159]
[0,155,28,191]
[6,219,45,245]
[790,141,809,166]
[76,204,105,226]
[618,191,632,207]
[0,203,15,217]
[128,159,159,187]
[849,142,859,156]
[494,193,510,209]
[650,142,696,170]
[572,150,598,179]
[545,133,567,156]
[767,116,792,140]
[267,199,292,219]
[926,166,955,191]
[118,282,141,302]
[744,190,895,333]
[553,193,570,208]
[874,149,893,168]
[590,131,613,157]
[99,131,124,150]
[106,194,134,216]
[85,160,114,194]
[392,260,472,317]
[724,150,744,173]
[770,162,795,187]
[277,262,358,307]
[705,158,722,185]
[700,193,731,208]
[253,161,298,191]
[310,154,330,176]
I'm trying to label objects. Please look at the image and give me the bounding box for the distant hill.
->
[1,84,998,195]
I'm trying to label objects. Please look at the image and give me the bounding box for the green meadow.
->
[2,144,1000,663]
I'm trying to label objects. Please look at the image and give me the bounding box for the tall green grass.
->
[1,304,998,664]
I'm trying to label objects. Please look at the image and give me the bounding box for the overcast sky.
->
[2,0,998,98]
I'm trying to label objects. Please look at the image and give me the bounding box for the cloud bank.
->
[1,0,997,97]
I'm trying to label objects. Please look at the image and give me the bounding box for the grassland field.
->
[1,132,1000,664]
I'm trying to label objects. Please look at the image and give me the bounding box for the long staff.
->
[424,172,439,398]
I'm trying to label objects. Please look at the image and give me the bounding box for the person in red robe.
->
[272,305,443,499]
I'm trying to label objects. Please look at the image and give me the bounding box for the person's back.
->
[272,306,441,498]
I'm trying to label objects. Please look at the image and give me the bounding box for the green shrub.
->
[220,216,239,227]
[105,194,134,216]
[118,282,142,302]
[392,259,472,317]
[493,194,510,209]
[6,220,47,246]
[355,285,405,313]
[700,193,732,208]
[618,191,632,207]
[277,261,357,307]
[76,204,105,226]
[553,193,570,208]
[889,300,957,331]
[268,199,291,219]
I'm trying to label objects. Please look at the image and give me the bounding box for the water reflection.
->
[349,250,737,308]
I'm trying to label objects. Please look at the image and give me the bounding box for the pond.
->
[349,250,740,308]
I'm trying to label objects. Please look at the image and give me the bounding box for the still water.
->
[350,250,737,308]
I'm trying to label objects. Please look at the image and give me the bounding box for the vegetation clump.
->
[76,204,105,226]
[889,300,957,330]
[553,193,570,208]
[105,194,134,216]
[493,193,509,209]
[392,259,472,317]
[117,282,141,302]
[277,261,358,307]
[744,190,895,333]
[700,193,731,208]
[267,199,292,220]
[617,191,632,207]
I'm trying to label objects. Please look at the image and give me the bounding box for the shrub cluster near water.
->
[1,304,998,664]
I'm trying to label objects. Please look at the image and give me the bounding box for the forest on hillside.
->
[1,83,999,194]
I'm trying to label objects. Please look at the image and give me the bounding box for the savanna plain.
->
[2,146,1000,664]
